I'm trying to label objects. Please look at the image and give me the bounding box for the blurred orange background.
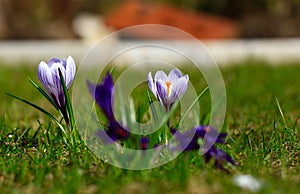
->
[1,0,300,40]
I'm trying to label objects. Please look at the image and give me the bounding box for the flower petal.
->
[168,68,182,83]
[38,61,54,94]
[156,80,169,108]
[169,74,189,103]
[50,62,66,107]
[194,126,227,148]
[48,57,62,67]
[87,73,114,120]
[204,145,216,163]
[147,72,156,96]
[154,71,168,82]
[95,129,116,144]
[65,55,76,88]
[215,149,236,166]
[107,120,130,140]
[174,127,199,151]
[88,73,130,141]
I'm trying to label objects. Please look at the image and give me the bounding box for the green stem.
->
[58,68,80,146]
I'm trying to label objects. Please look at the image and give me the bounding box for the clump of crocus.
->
[7,55,78,145]
[87,73,130,141]
[37,56,76,125]
[87,70,235,171]
[148,68,189,111]
[172,126,235,170]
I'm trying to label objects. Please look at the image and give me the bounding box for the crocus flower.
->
[148,68,189,110]
[172,126,227,151]
[204,147,236,170]
[38,56,76,122]
[87,73,130,141]
[172,125,235,170]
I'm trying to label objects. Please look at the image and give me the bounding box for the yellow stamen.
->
[166,81,172,97]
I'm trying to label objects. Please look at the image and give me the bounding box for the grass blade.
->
[275,97,287,128]
[5,92,67,137]
[58,68,80,144]
[177,87,209,128]
[58,69,74,128]
[31,120,42,142]
[147,89,158,122]
[28,78,60,112]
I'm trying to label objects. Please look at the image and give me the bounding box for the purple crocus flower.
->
[172,125,235,170]
[87,73,130,141]
[148,68,189,110]
[172,126,227,151]
[204,147,236,170]
[38,56,76,122]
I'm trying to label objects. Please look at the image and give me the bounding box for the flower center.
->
[205,126,210,132]
[166,81,172,97]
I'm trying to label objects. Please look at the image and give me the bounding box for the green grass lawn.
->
[0,61,299,194]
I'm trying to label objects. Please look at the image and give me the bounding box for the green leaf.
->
[177,87,209,128]
[275,97,287,127]
[147,89,158,122]
[58,68,80,144]
[58,69,73,126]
[5,92,67,137]
[28,78,61,112]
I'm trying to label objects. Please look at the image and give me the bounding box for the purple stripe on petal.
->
[48,58,62,67]
[50,63,65,78]
[156,80,169,108]
[52,74,63,107]
[38,61,54,94]
[50,63,66,108]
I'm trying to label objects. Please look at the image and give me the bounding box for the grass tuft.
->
[0,61,299,193]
